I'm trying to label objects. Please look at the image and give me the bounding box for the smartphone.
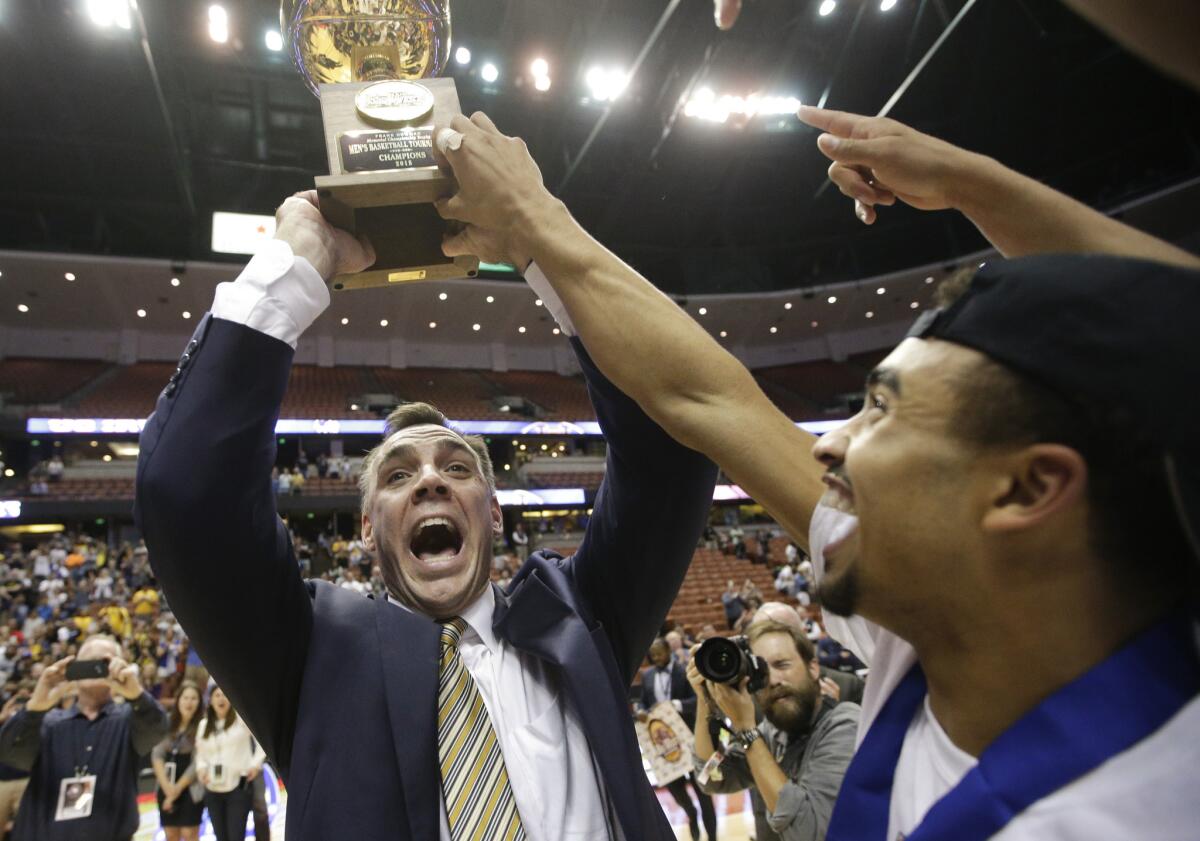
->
[65,659,109,681]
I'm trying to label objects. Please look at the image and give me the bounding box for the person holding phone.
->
[195,685,264,841]
[151,681,205,841]
[0,634,168,841]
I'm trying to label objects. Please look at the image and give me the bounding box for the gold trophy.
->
[283,0,479,291]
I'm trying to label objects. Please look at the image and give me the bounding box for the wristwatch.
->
[732,727,762,750]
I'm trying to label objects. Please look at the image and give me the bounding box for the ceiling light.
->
[170,277,181,287]
[2,469,12,478]
[531,58,549,78]
[770,326,778,334]
[719,330,728,338]
[910,301,920,309]
[518,326,526,334]
[350,403,360,412]
[683,88,803,124]
[103,454,113,462]
[472,323,481,331]
[876,287,885,295]
[811,320,819,327]
[341,317,349,325]
[86,0,132,30]
[265,29,283,52]
[208,5,229,44]
[784,302,793,310]
[438,292,448,301]
[534,75,552,92]
[17,304,29,313]
[379,319,389,327]
[455,46,472,65]
[827,296,837,304]
[519,444,527,451]
[925,276,935,284]
[534,299,543,307]
[819,0,837,15]
[552,328,561,336]
[503,463,511,471]
[90,441,98,447]
[586,66,630,102]
[481,63,500,84]
[866,311,875,319]
[486,295,494,303]
[136,308,147,318]
[65,272,76,281]
[540,444,548,451]
[698,307,707,316]
[182,311,191,319]
[880,0,898,10]
[429,321,437,329]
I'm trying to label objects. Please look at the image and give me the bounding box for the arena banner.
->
[636,701,695,787]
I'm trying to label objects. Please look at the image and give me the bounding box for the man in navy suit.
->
[135,192,718,840]
[638,639,717,841]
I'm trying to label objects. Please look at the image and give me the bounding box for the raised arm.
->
[135,193,372,778]
[798,106,1200,269]
[436,116,826,553]
[565,340,718,683]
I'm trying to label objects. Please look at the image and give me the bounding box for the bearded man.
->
[135,192,717,841]
[688,621,859,841]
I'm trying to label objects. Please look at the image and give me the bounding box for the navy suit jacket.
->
[135,315,717,841]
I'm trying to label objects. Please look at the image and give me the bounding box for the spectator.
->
[45,457,63,484]
[0,635,168,840]
[276,469,292,496]
[774,563,795,596]
[721,580,745,630]
[665,630,689,667]
[637,640,716,841]
[289,468,305,496]
[690,621,859,841]
[195,686,264,841]
[0,692,31,835]
[151,681,205,841]
[511,521,530,562]
[131,583,159,619]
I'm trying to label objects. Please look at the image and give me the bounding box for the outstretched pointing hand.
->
[798,105,980,225]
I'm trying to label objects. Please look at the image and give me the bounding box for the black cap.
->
[907,253,1200,562]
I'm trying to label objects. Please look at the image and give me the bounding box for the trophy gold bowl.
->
[283,0,479,290]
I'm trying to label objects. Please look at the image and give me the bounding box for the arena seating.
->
[72,362,176,417]
[482,370,595,419]
[0,357,111,405]
[522,469,605,490]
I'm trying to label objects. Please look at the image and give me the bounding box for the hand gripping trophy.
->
[283,1,480,290]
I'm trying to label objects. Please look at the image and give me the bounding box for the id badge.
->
[55,774,97,821]
[697,751,724,786]
[165,761,177,786]
[212,764,225,784]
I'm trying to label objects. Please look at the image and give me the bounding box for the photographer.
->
[689,622,858,841]
[0,634,168,841]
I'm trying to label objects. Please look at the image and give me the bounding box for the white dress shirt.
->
[195,716,265,794]
[211,241,614,840]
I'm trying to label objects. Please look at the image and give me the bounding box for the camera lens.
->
[696,637,743,683]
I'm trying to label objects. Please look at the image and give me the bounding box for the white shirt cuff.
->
[211,238,330,348]
[524,262,576,337]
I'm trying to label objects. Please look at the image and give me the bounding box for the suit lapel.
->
[374,597,441,840]
[494,571,662,841]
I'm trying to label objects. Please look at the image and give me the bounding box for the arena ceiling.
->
[0,0,1198,302]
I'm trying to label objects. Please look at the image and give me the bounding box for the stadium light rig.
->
[208,5,229,44]
[586,67,629,103]
[683,88,803,124]
[86,0,132,30]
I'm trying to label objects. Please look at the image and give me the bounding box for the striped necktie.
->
[437,618,526,841]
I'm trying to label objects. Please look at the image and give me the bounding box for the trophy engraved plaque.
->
[283,1,479,291]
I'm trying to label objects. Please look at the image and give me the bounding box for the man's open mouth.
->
[409,517,464,562]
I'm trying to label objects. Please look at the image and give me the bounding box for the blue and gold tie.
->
[437,618,526,841]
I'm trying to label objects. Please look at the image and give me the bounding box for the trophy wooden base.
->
[315,77,479,292]
[316,170,478,292]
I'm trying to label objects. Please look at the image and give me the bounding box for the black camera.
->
[695,636,769,694]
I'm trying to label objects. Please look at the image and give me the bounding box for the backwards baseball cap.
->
[907,253,1200,564]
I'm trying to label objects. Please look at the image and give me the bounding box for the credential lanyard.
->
[827,614,1200,841]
